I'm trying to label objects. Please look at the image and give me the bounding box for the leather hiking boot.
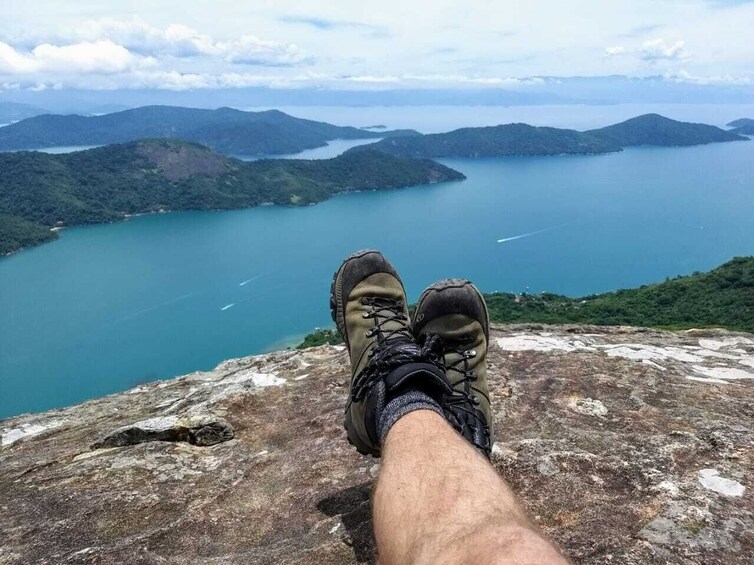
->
[330,250,451,457]
[413,279,493,457]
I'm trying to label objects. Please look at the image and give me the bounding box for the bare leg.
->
[373,410,568,565]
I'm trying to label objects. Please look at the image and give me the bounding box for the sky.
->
[1,0,753,93]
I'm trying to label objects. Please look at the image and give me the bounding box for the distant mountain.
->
[0,102,48,124]
[352,114,748,159]
[0,106,420,155]
[727,118,754,128]
[349,124,623,158]
[0,139,463,254]
[727,118,754,135]
[586,114,746,147]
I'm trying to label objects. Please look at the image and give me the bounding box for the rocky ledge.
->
[1,325,752,564]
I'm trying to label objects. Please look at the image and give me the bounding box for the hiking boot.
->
[413,279,493,457]
[330,250,451,457]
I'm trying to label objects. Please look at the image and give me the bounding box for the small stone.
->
[570,397,608,417]
[537,457,559,476]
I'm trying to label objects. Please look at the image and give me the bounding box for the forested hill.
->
[298,257,754,348]
[586,114,747,147]
[350,114,747,158]
[349,123,623,158]
[727,118,754,135]
[0,106,419,155]
[0,139,463,255]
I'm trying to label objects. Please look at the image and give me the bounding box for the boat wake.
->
[221,303,235,311]
[497,223,570,244]
[239,272,271,286]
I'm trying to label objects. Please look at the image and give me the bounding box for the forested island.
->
[727,118,754,135]
[352,114,747,158]
[0,106,419,155]
[0,139,463,254]
[298,257,754,347]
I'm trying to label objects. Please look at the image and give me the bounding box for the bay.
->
[1,104,753,418]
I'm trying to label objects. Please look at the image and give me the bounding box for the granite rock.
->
[1,325,752,564]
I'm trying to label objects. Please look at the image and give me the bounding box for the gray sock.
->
[377,390,444,444]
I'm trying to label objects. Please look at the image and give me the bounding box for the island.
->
[0,106,420,155]
[350,114,748,158]
[0,139,464,255]
[727,118,754,135]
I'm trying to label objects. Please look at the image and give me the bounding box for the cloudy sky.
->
[1,0,753,92]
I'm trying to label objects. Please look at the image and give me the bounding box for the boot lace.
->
[350,297,418,403]
[423,334,491,453]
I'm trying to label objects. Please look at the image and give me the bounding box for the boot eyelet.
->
[472,395,480,405]
[466,350,477,358]
[360,297,369,305]
[362,312,371,318]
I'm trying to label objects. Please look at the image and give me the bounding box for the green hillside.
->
[0,139,463,254]
[353,114,747,158]
[298,257,754,348]
[351,123,622,158]
[0,106,419,155]
[727,118,754,135]
[0,214,58,255]
[587,114,747,147]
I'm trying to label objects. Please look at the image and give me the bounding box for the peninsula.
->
[0,139,463,254]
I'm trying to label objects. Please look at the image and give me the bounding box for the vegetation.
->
[296,329,343,349]
[353,114,748,158]
[353,123,622,158]
[296,257,754,347]
[0,214,58,255]
[0,139,464,254]
[0,106,419,155]
[586,114,747,147]
[727,118,754,135]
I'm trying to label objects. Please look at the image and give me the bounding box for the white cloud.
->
[665,69,752,85]
[640,38,690,62]
[70,18,309,66]
[0,40,150,74]
[605,46,626,56]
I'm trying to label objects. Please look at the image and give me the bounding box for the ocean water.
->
[1,104,753,418]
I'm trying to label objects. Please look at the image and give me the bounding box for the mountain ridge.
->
[0,105,420,155]
[351,114,748,158]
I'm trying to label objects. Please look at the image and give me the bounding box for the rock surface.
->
[1,325,752,564]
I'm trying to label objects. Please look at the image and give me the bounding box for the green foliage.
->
[353,113,748,158]
[0,106,420,154]
[484,257,754,332]
[0,214,57,255]
[0,140,463,254]
[587,114,747,147]
[296,329,344,349]
[297,258,754,348]
[355,123,622,158]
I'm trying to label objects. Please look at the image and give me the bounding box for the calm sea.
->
[1,104,753,418]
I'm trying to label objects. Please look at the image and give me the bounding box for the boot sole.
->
[330,249,387,459]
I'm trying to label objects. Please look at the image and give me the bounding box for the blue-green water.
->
[1,112,754,418]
